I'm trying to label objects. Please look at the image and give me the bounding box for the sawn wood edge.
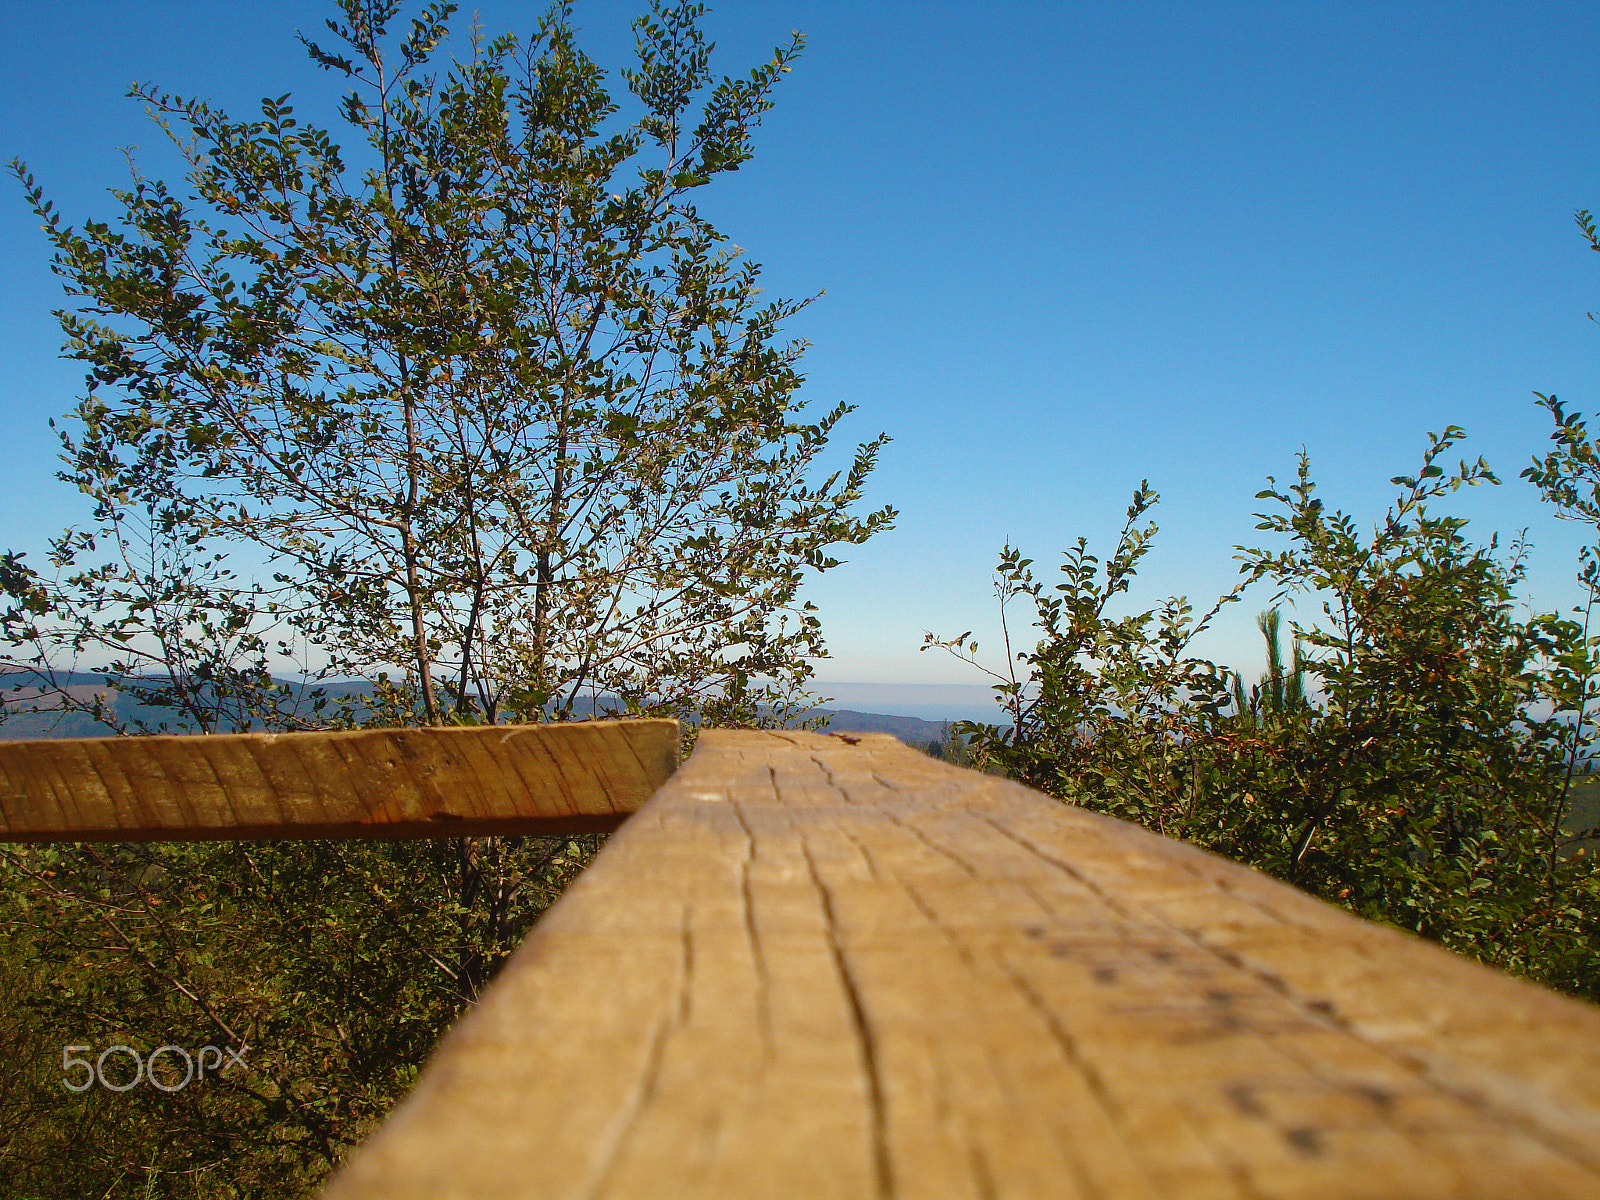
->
[0,719,679,841]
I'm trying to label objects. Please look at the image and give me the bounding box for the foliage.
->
[935,430,1600,1001]
[1232,429,1600,989]
[924,481,1244,827]
[921,721,978,766]
[1227,607,1308,727]
[2,0,893,729]
[0,499,326,735]
[0,1,881,1194]
[0,833,601,1197]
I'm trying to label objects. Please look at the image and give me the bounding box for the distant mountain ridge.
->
[0,672,966,747]
[790,708,954,745]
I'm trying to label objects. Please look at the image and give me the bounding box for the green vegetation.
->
[923,721,979,766]
[1,0,891,732]
[3,0,1600,1192]
[0,2,891,1194]
[0,834,601,1195]
[931,420,1600,1001]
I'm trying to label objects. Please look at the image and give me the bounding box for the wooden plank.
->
[324,729,1600,1200]
[0,720,678,841]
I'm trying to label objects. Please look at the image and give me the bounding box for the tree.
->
[1227,607,1309,729]
[0,5,891,1194]
[3,0,893,731]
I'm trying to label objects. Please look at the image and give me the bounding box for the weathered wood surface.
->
[0,720,678,842]
[325,728,1600,1200]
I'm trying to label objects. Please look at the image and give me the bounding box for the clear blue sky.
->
[2,1,1598,719]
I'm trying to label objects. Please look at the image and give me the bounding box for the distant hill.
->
[0,672,359,740]
[0,672,971,748]
[788,707,955,746]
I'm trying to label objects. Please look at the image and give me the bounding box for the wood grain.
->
[324,729,1600,1200]
[0,720,678,841]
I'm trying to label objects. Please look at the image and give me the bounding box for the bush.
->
[934,429,1600,1001]
[0,834,602,1197]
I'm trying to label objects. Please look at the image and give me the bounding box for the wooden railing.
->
[6,720,1600,1198]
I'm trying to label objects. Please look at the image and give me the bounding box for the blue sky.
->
[2,1,1598,721]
